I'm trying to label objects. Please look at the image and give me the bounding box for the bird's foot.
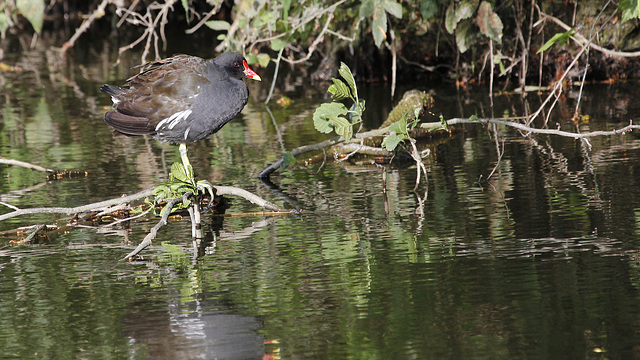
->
[196,179,216,202]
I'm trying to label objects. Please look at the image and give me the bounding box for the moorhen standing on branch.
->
[100,52,261,169]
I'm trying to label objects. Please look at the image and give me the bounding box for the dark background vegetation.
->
[3,0,640,90]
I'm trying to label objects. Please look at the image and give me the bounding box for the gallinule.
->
[100,52,261,169]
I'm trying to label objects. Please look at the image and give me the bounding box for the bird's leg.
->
[179,143,191,170]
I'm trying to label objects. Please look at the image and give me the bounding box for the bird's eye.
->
[234,62,240,68]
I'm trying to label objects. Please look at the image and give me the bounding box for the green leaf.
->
[313,102,349,133]
[153,184,171,200]
[359,0,376,18]
[445,1,478,34]
[270,37,288,51]
[328,79,351,101]
[204,20,230,31]
[619,0,640,22]
[330,116,354,141]
[475,1,503,42]
[420,0,438,20]
[388,117,407,134]
[383,0,403,19]
[372,4,388,48]
[338,63,358,100]
[17,0,45,33]
[382,133,403,151]
[455,20,476,53]
[170,162,193,183]
[537,30,574,54]
[181,0,190,24]
[0,13,14,33]
[257,53,271,68]
[444,4,457,34]
[245,53,258,65]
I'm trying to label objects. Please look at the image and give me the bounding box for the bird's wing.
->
[105,55,211,136]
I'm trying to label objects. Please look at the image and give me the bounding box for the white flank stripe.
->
[156,109,192,131]
[184,126,191,140]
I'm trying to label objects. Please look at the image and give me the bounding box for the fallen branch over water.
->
[444,117,640,138]
[260,115,639,178]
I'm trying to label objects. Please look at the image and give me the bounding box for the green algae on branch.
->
[381,90,434,128]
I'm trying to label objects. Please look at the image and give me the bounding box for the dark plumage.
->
[100,52,261,144]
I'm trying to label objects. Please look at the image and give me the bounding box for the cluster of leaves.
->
[313,62,421,153]
[359,0,403,48]
[313,63,365,142]
[444,1,503,53]
[381,108,422,151]
[152,163,198,216]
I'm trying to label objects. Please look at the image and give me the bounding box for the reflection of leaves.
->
[280,152,296,171]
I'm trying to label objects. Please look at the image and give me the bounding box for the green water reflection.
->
[1,42,640,359]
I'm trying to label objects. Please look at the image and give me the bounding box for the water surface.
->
[0,42,639,359]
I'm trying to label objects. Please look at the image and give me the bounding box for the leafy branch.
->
[312,62,365,142]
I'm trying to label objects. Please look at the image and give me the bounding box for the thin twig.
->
[58,0,112,56]
[122,191,191,260]
[184,2,223,34]
[446,118,640,138]
[265,47,284,104]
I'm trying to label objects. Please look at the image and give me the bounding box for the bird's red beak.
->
[243,60,262,81]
